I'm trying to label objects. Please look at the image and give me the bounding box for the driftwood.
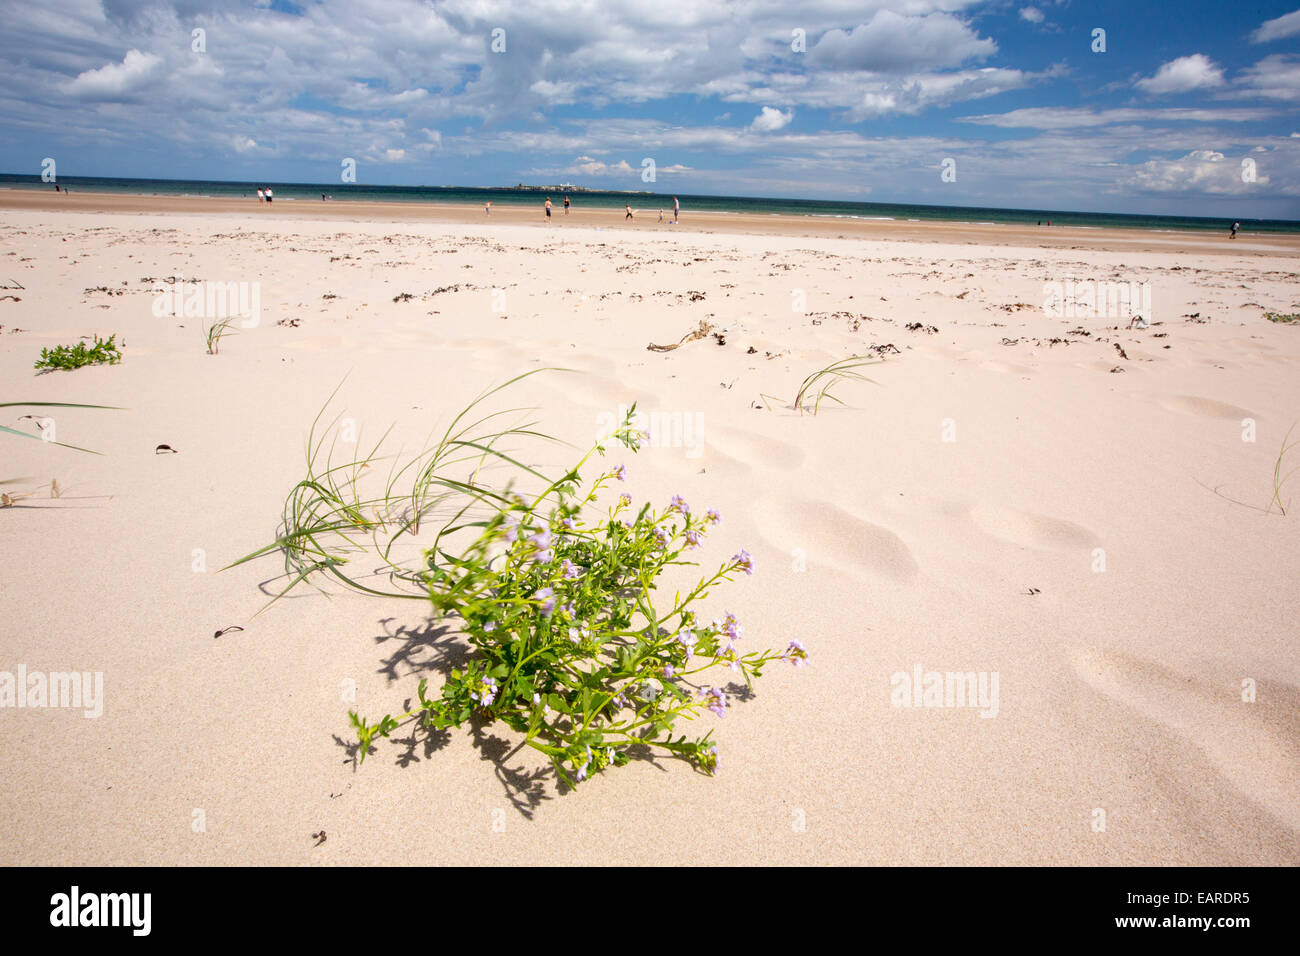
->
[648,319,714,352]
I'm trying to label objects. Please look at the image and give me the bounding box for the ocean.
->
[3,173,1297,234]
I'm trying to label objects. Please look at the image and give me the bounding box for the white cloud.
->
[750,106,793,131]
[1135,54,1226,95]
[530,80,579,103]
[845,67,1045,119]
[568,156,636,176]
[1233,55,1300,101]
[65,49,162,99]
[1019,7,1045,24]
[1126,149,1269,194]
[811,10,995,72]
[1251,9,1300,43]
[960,106,1277,129]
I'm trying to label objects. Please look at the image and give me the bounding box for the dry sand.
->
[0,195,1297,865]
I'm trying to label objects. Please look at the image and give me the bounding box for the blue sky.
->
[2,0,1299,216]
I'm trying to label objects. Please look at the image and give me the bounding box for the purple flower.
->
[528,529,553,550]
[470,675,498,707]
[483,621,497,633]
[618,492,632,507]
[668,494,690,515]
[534,587,555,615]
[702,686,727,718]
[720,612,742,642]
[699,744,719,773]
[677,630,698,661]
[663,663,676,678]
[652,526,669,550]
[731,548,754,576]
[685,529,702,549]
[705,509,721,526]
[781,640,808,667]
[560,558,581,579]
[560,516,576,531]
[502,516,521,543]
[614,464,627,482]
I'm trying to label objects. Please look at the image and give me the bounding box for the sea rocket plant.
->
[349,406,806,787]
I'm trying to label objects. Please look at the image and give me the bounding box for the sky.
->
[2,0,1299,217]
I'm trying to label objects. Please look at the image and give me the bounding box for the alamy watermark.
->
[1043,278,1151,322]
[152,277,261,327]
[890,664,999,717]
[596,403,704,459]
[1,665,103,717]
[49,886,150,936]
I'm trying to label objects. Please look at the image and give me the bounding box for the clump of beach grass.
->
[1267,422,1298,516]
[228,370,570,603]
[204,317,239,354]
[760,355,883,414]
[1264,312,1300,324]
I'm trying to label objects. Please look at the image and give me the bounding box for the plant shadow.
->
[330,616,560,818]
[373,615,469,684]
[333,618,754,819]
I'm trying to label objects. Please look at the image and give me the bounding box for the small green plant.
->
[34,334,122,372]
[1264,312,1300,324]
[355,427,802,785]
[1267,422,1299,516]
[234,375,806,787]
[204,317,239,355]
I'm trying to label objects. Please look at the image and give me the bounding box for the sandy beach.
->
[1,195,1297,866]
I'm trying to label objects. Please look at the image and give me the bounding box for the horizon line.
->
[2,171,1294,226]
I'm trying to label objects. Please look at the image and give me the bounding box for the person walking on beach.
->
[545,197,552,221]
[673,196,679,222]
[265,187,273,204]
[257,188,264,203]
[625,203,634,220]
[485,201,492,215]
[1230,220,1240,239]
[563,194,570,215]
[658,209,664,223]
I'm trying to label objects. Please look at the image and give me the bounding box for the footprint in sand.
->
[979,359,1036,375]
[756,494,919,579]
[284,334,362,351]
[1069,647,1300,831]
[549,372,659,419]
[1156,395,1256,421]
[969,502,1099,551]
[707,425,805,471]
